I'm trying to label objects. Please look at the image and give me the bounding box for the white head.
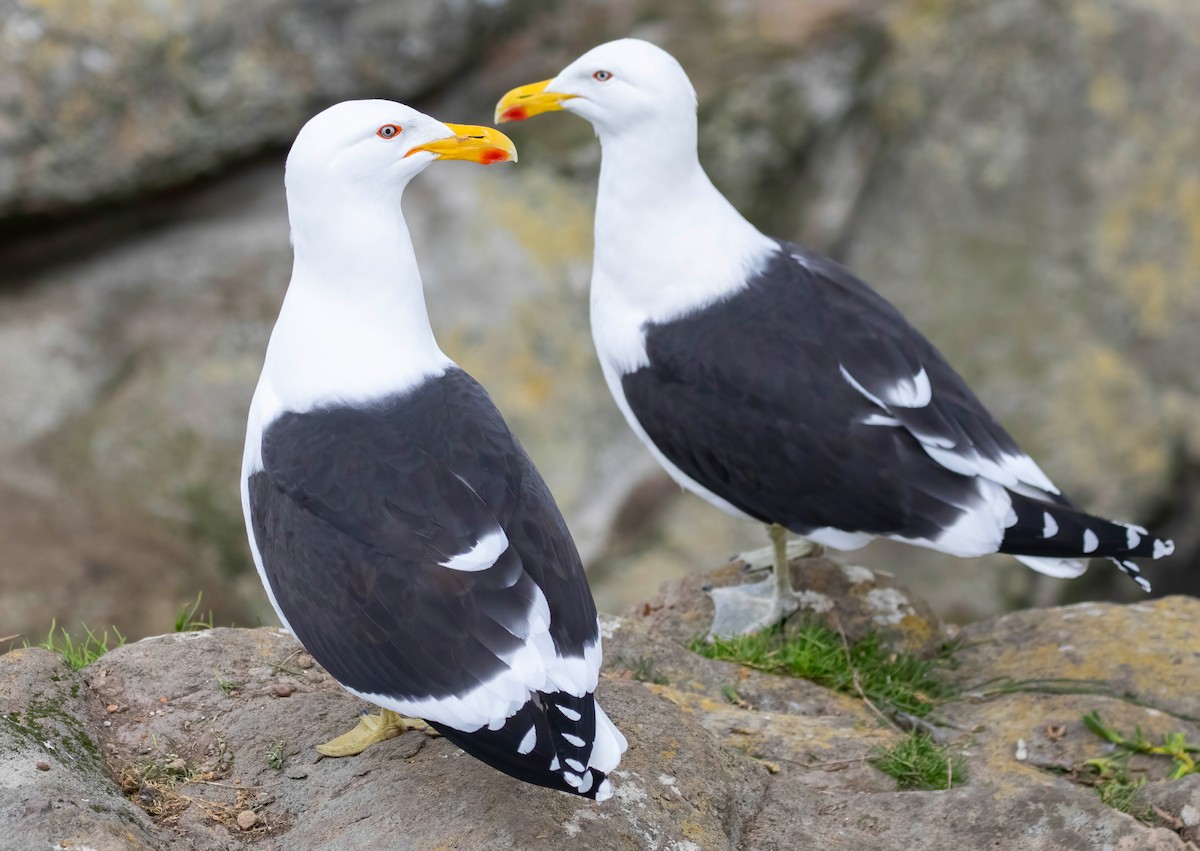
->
[495,39,697,143]
[286,99,517,240]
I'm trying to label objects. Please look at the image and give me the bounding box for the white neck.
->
[253,194,451,426]
[589,129,777,372]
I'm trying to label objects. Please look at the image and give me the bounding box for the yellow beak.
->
[494,80,576,124]
[406,124,518,164]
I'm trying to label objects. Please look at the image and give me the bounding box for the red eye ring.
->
[593,70,613,82]
[377,124,402,139]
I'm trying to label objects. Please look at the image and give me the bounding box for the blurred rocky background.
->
[2,0,1198,645]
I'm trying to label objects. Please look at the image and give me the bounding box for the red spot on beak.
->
[481,149,508,165]
[501,106,528,122]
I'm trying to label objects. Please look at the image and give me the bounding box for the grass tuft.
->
[1078,711,1200,816]
[266,740,286,771]
[28,619,126,670]
[174,592,215,633]
[870,731,967,790]
[692,622,954,717]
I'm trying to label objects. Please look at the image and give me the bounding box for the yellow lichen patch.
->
[1070,0,1118,41]
[1118,262,1171,336]
[1092,121,1200,339]
[956,599,1200,721]
[648,682,883,759]
[475,171,593,277]
[1088,74,1128,119]
[897,612,936,652]
[1044,344,1169,506]
[1181,177,1200,273]
[887,0,953,48]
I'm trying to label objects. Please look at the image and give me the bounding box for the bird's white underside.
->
[241,171,620,776]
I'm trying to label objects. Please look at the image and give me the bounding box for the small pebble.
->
[237,810,259,830]
[158,697,168,704]
[105,704,119,713]
[36,761,50,772]
[273,684,295,698]
[296,654,315,670]
[103,720,112,727]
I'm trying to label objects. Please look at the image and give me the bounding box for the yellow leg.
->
[316,708,437,757]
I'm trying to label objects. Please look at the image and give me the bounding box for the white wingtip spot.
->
[566,758,585,772]
[1154,539,1175,559]
[1126,525,1143,550]
[563,772,582,789]
[517,725,537,755]
[550,756,561,771]
[1042,512,1059,539]
[562,732,585,748]
[1083,529,1099,554]
[557,704,582,721]
[577,770,595,795]
[1135,575,1152,592]
[595,779,614,802]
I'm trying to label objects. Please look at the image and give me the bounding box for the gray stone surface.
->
[2,0,1198,650]
[0,0,525,216]
[4,570,1199,849]
[834,0,1200,609]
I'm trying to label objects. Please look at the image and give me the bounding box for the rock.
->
[834,0,1200,610]
[948,597,1200,721]
[81,628,764,850]
[0,647,163,849]
[631,554,945,656]
[5,573,1199,848]
[0,0,525,217]
[3,0,1198,652]
[1137,775,1200,846]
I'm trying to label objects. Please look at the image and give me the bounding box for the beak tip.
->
[495,106,527,124]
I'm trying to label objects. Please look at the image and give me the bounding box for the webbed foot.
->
[316,709,438,757]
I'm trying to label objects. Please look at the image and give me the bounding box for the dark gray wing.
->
[248,368,597,706]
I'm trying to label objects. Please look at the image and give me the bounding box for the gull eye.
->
[377,124,401,139]
[592,69,613,82]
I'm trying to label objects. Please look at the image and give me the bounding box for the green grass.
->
[870,731,967,790]
[616,655,669,685]
[1083,711,1199,779]
[28,619,126,670]
[266,740,285,771]
[692,622,954,718]
[174,592,215,633]
[215,672,240,694]
[1080,711,1200,815]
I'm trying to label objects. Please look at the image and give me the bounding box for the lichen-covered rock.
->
[835,0,1200,606]
[0,648,163,850]
[948,597,1200,721]
[1137,775,1200,847]
[5,589,1200,849]
[84,628,769,851]
[631,555,945,657]
[0,0,523,217]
